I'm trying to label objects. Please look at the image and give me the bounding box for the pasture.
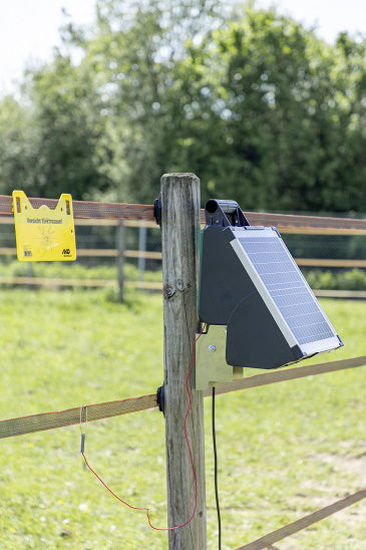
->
[0,289,365,549]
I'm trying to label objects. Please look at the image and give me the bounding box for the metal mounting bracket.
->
[195,325,243,390]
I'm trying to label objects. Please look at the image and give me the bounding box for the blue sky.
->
[0,0,365,94]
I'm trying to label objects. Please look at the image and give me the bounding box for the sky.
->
[0,0,366,94]
[0,0,95,95]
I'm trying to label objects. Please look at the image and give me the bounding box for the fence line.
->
[236,489,366,550]
[0,195,155,221]
[202,355,366,397]
[1,355,364,440]
[0,247,163,259]
[1,195,366,232]
[1,204,365,295]
[2,248,366,266]
[0,216,157,227]
[1,214,365,234]
[314,289,366,299]
[296,258,366,268]
[2,244,366,266]
[0,276,365,299]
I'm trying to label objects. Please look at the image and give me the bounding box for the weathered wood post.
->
[116,221,125,303]
[138,224,147,281]
[160,173,207,549]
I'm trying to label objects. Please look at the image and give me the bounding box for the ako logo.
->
[62,248,71,256]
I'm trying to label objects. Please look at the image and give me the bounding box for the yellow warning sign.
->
[12,191,77,261]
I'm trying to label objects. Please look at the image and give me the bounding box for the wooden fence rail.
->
[0,216,365,298]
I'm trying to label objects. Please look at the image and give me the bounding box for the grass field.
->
[0,289,365,549]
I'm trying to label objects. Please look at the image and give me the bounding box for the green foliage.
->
[26,54,113,200]
[171,9,366,211]
[0,56,113,200]
[0,97,40,195]
[306,268,366,291]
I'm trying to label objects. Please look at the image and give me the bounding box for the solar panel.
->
[231,228,340,354]
[199,199,342,370]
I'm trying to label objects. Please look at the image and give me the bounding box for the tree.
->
[0,96,40,195]
[74,0,226,202]
[27,53,113,199]
[1,2,365,212]
[168,9,366,212]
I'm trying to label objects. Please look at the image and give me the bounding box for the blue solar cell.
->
[238,236,335,346]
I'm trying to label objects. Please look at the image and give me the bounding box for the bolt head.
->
[208,344,217,352]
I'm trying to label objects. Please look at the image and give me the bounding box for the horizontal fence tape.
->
[0,195,155,221]
[204,355,366,397]
[0,216,158,228]
[236,489,366,550]
[245,211,366,233]
[0,394,157,439]
[0,356,365,440]
[1,195,366,232]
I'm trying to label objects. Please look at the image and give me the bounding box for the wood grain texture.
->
[161,174,207,549]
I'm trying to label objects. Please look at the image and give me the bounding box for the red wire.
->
[81,331,203,531]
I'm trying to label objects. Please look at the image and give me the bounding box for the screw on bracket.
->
[157,385,165,415]
[154,196,162,226]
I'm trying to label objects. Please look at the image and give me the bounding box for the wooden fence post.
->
[160,173,207,549]
[138,224,147,281]
[116,221,125,302]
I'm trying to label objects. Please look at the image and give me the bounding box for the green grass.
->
[0,290,365,549]
[0,259,163,283]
